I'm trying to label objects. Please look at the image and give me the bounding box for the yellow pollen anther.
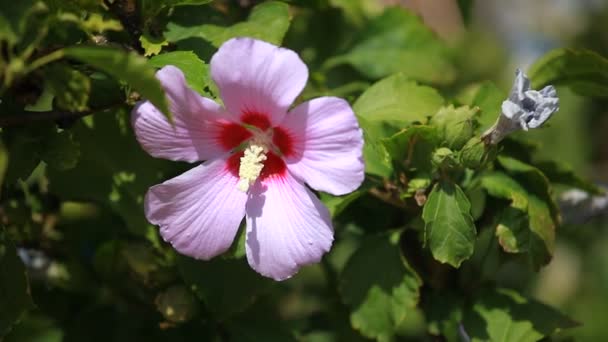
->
[237,143,268,192]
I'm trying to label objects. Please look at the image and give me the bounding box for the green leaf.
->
[139,33,169,57]
[353,73,444,124]
[479,171,528,210]
[4,314,63,342]
[357,116,393,178]
[320,183,370,218]
[0,140,8,190]
[456,81,504,131]
[479,171,554,267]
[0,228,34,337]
[141,0,213,24]
[326,8,455,84]
[535,159,602,195]
[497,156,558,220]
[64,46,171,121]
[148,51,211,96]
[422,182,476,267]
[40,130,80,171]
[463,288,579,342]
[430,105,479,150]
[177,256,273,320]
[382,125,439,174]
[47,112,172,235]
[165,1,291,47]
[339,234,422,341]
[495,206,530,254]
[529,48,608,97]
[45,64,91,112]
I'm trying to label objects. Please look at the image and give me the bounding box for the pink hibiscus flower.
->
[131,37,364,280]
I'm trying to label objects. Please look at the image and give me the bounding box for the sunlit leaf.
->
[422,181,476,267]
[463,288,578,342]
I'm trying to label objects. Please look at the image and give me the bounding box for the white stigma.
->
[236,143,268,192]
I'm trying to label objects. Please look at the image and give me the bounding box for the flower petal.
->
[145,158,247,260]
[132,66,232,162]
[280,97,365,196]
[245,173,333,281]
[210,37,308,125]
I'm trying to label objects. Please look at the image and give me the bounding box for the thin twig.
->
[369,187,407,209]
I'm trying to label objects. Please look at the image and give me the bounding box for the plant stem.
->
[22,49,65,75]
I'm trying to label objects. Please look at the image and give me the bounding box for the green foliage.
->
[529,48,608,97]
[148,51,212,96]
[339,233,421,340]
[165,1,291,47]
[0,0,601,340]
[463,288,579,341]
[422,182,476,267]
[326,7,455,83]
[64,46,172,121]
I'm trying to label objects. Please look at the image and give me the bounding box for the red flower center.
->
[220,112,294,180]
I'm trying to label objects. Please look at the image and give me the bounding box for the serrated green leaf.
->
[356,116,393,178]
[64,46,171,121]
[353,73,444,124]
[497,156,559,221]
[339,234,421,341]
[422,182,476,267]
[165,1,290,47]
[326,8,455,84]
[479,171,554,267]
[148,51,211,96]
[382,125,438,163]
[480,171,528,210]
[177,256,272,320]
[45,64,91,112]
[463,288,578,342]
[431,105,479,150]
[0,228,34,337]
[529,48,608,97]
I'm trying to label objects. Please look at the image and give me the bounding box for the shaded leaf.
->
[535,159,602,195]
[177,256,273,320]
[529,48,608,98]
[422,182,476,267]
[339,233,422,341]
[165,1,290,47]
[326,8,455,84]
